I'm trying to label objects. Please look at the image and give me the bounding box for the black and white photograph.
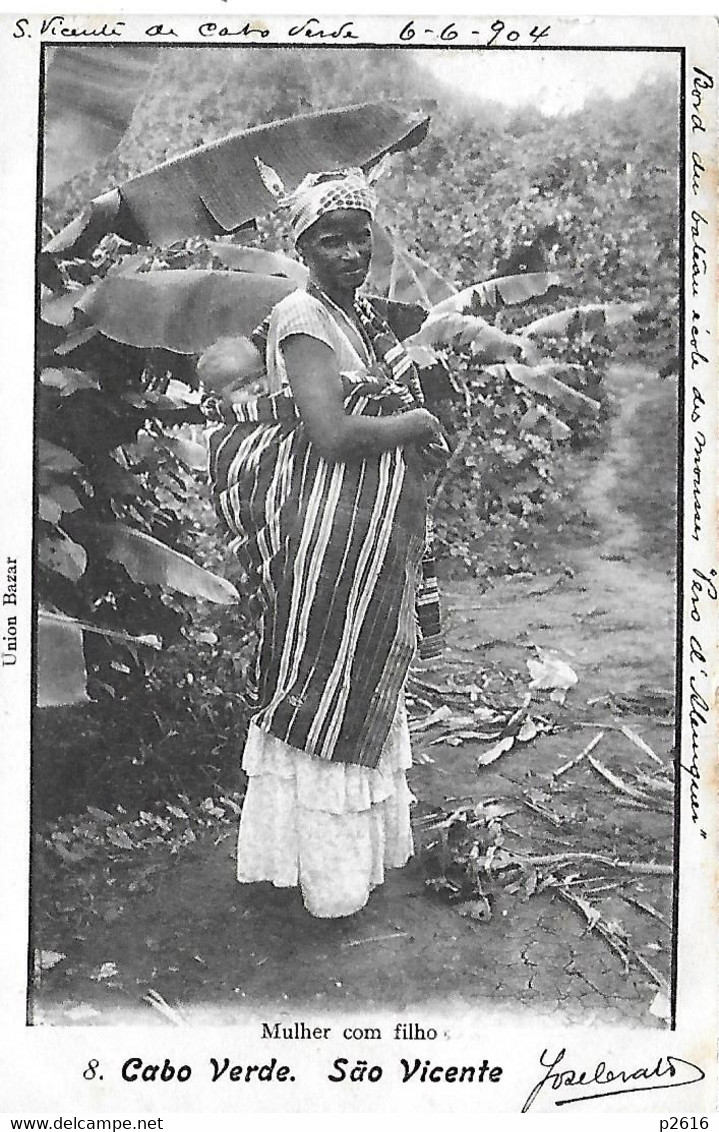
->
[1,11,717,1119]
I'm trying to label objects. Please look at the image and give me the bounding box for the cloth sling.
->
[207,291,443,769]
[252,289,444,652]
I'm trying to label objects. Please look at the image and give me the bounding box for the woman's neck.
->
[308,280,372,363]
[308,277,357,316]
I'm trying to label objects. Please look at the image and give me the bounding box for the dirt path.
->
[33,366,676,1027]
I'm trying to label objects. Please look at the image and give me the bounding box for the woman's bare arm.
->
[283,334,441,462]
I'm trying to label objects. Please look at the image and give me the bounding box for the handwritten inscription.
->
[690,212,709,304]
[686,566,716,835]
[14,15,125,37]
[688,63,713,396]
[683,61,715,843]
[522,1047,705,1111]
[690,66,714,134]
[289,18,358,40]
[397,19,551,45]
[688,65,713,394]
[690,425,705,542]
[197,22,269,40]
[12,16,553,47]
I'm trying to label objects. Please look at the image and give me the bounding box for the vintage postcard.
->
[0,10,716,1122]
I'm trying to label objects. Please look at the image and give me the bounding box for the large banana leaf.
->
[43,46,159,193]
[50,270,295,354]
[212,244,308,284]
[38,483,81,525]
[42,290,94,328]
[38,528,87,582]
[520,405,572,442]
[520,302,644,339]
[388,248,447,308]
[366,222,455,307]
[406,310,524,364]
[45,102,431,256]
[43,189,125,260]
[37,609,89,707]
[165,435,208,471]
[37,438,82,476]
[401,248,456,306]
[485,362,601,417]
[430,273,563,316]
[97,523,239,603]
[37,609,161,708]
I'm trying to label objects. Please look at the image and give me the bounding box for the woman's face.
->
[298,208,373,300]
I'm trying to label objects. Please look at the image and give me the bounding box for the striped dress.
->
[208,288,427,917]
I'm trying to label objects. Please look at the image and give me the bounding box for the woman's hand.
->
[283,334,446,463]
[404,407,445,447]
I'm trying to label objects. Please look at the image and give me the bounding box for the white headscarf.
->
[285,168,377,242]
[255,158,378,242]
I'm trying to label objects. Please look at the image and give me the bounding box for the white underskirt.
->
[237,703,414,918]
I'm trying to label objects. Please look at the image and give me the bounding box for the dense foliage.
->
[37,232,254,814]
[37,48,680,812]
[45,48,679,355]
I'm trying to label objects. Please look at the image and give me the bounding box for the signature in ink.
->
[522,1047,705,1111]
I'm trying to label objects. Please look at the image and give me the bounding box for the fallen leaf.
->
[476,735,515,767]
[650,990,671,1021]
[567,892,601,930]
[478,801,517,821]
[431,729,500,746]
[144,989,186,1025]
[527,648,578,692]
[200,798,226,818]
[219,795,243,815]
[474,705,500,721]
[90,961,118,981]
[620,724,663,765]
[194,630,219,645]
[106,827,134,850]
[456,898,492,922]
[37,949,66,971]
[409,704,453,732]
[517,717,539,742]
[86,806,114,822]
[524,868,539,896]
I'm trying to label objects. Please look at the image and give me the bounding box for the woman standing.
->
[207,168,445,918]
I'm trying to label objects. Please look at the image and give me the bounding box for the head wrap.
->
[285,168,377,242]
[255,158,378,243]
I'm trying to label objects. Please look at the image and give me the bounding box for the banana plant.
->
[520,302,643,339]
[43,102,431,258]
[429,271,564,316]
[37,609,162,708]
[37,101,433,708]
[42,269,296,354]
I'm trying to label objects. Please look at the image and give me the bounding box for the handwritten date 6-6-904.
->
[398,20,551,46]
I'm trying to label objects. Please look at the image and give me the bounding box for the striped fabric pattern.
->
[207,288,444,767]
[208,374,426,768]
